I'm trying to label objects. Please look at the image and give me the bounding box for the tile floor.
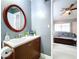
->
[40,43,76,59]
[53,43,77,59]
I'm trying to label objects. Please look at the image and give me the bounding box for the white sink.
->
[4,35,40,48]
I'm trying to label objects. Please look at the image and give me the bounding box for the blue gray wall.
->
[31,0,51,56]
[1,0,51,56]
[1,0,31,42]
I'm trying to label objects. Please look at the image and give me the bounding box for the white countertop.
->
[3,35,40,48]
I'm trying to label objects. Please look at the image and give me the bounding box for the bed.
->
[54,32,77,46]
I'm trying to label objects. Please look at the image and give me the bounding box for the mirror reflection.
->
[7,6,25,30]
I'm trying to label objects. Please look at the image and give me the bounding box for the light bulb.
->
[63,10,71,16]
[65,10,71,14]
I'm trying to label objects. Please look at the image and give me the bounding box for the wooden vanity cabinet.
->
[4,37,41,59]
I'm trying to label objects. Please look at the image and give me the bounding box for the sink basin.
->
[4,35,40,48]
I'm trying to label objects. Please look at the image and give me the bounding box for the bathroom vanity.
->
[2,4,41,59]
[3,36,41,59]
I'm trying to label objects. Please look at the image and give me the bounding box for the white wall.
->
[71,21,77,34]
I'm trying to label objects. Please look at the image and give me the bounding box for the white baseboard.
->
[40,53,51,59]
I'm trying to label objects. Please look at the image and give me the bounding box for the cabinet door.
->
[27,37,41,59]
[15,37,41,59]
[31,37,41,55]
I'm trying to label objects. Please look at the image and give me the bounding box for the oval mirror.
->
[3,5,26,32]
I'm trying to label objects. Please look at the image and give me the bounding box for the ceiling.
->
[8,7,20,14]
[53,0,77,21]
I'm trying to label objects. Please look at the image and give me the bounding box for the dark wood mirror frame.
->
[3,4,27,32]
